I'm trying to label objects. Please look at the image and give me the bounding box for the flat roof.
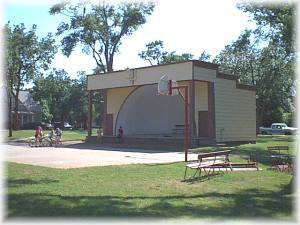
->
[87,60,219,77]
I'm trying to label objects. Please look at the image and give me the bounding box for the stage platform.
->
[86,135,216,148]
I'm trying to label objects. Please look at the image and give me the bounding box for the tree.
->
[5,23,56,134]
[199,51,212,62]
[50,1,155,73]
[237,2,296,56]
[39,99,53,123]
[161,52,193,64]
[31,69,73,124]
[138,40,167,65]
[31,70,102,129]
[214,29,259,85]
[139,40,194,65]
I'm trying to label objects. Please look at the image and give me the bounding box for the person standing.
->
[118,126,124,143]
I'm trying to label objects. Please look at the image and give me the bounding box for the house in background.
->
[10,90,42,128]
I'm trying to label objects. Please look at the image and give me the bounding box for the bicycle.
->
[53,135,62,147]
[28,136,43,147]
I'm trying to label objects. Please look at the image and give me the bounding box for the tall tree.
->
[50,1,155,73]
[5,23,56,133]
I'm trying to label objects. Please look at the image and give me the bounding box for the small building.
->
[86,60,256,147]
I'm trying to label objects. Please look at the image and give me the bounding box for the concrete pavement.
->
[4,141,198,169]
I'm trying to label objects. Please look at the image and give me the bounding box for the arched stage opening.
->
[115,84,184,137]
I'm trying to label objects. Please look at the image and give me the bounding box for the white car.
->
[259,123,297,135]
[64,122,73,130]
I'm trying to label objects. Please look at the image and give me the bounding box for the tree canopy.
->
[138,40,211,65]
[50,1,155,73]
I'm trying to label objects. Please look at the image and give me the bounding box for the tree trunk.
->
[107,61,113,72]
[13,93,20,130]
[8,94,12,137]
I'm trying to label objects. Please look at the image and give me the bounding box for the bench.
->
[183,150,259,180]
[184,150,232,180]
[267,146,291,166]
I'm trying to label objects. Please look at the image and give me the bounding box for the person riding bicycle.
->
[34,126,43,146]
[48,127,55,145]
[55,127,63,144]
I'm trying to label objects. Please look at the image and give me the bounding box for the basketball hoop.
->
[157,74,189,162]
[157,75,179,96]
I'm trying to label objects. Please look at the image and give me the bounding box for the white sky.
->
[4,0,258,77]
[52,0,257,75]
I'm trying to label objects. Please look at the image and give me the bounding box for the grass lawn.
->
[7,129,98,141]
[6,135,295,220]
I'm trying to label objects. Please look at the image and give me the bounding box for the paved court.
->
[4,142,198,169]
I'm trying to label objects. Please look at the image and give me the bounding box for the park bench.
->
[184,150,232,180]
[183,150,259,180]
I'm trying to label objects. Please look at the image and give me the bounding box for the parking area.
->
[4,141,198,169]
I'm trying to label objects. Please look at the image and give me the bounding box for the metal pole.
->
[171,85,189,162]
[88,91,93,137]
[184,86,189,162]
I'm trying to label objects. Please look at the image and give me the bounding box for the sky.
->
[3,0,257,78]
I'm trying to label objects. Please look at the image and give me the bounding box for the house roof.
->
[18,90,42,113]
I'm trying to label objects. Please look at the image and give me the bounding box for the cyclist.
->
[34,125,43,146]
[48,127,55,146]
[55,127,63,145]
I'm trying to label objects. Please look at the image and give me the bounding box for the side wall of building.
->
[194,66,256,142]
[214,78,256,142]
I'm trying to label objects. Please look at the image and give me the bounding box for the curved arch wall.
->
[115,84,184,136]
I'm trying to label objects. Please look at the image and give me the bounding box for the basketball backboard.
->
[158,75,179,96]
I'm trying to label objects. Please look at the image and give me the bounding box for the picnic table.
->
[267,146,294,173]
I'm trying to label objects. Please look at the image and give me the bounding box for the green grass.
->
[6,135,295,219]
[7,129,98,141]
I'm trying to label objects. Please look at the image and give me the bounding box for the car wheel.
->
[261,131,267,135]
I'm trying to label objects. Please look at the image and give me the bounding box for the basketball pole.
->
[170,83,189,162]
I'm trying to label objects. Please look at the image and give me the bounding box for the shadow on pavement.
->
[62,142,181,153]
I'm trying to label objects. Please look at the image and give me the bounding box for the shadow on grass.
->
[6,185,294,219]
[7,178,59,188]
[181,173,223,184]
